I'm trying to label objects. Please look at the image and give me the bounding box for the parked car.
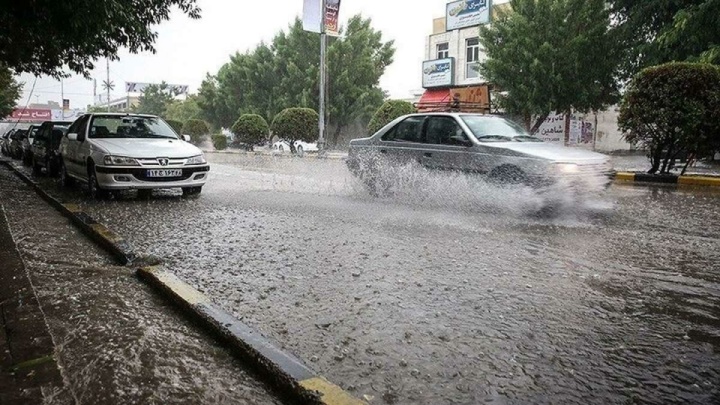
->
[272,140,319,156]
[8,129,28,159]
[59,113,209,199]
[0,130,13,155]
[346,113,613,193]
[21,125,40,165]
[31,121,73,176]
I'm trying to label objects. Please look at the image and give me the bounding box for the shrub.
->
[211,134,228,151]
[271,108,319,153]
[231,114,269,151]
[182,119,210,145]
[165,119,184,135]
[619,62,720,174]
[367,100,416,135]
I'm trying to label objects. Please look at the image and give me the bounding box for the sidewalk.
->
[610,154,720,177]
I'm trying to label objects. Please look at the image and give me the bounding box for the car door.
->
[64,116,90,177]
[375,115,428,167]
[420,116,474,172]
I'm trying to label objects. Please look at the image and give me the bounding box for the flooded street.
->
[7,153,720,404]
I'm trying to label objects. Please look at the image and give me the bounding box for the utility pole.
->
[318,0,327,157]
[61,79,64,108]
[106,59,111,112]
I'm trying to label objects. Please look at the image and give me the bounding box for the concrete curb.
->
[0,161,136,265]
[0,159,365,405]
[137,266,366,405]
[614,171,720,187]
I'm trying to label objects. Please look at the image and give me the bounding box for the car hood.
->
[91,138,202,158]
[489,142,608,162]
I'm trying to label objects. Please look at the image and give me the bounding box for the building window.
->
[437,43,449,60]
[466,38,480,79]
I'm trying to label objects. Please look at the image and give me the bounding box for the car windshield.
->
[89,116,179,139]
[460,116,543,143]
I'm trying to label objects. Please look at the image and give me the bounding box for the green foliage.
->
[182,119,210,145]
[211,134,228,151]
[231,114,269,147]
[271,108,319,152]
[133,82,175,116]
[611,0,720,78]
[619,62,720,174]
[367,100,416,135]
[165,96,201,123]
[87,104,128,113]
[198,16,394,146]
[479,0,619,133]
[0,1,200,77]
[0,65,22,118]
[165,119,184,134]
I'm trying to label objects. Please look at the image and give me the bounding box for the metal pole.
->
[318,0,327,156]
[61,79,64,108]
[106,59,111,112]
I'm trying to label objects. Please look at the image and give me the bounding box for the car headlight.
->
[103,155,139,166]
[555,163,579,174]
[186,155,206,165]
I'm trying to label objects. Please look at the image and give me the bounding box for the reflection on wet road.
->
[15,154,720,404]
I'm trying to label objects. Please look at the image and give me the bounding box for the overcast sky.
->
[19,0,508,110]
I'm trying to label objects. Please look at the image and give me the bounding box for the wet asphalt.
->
[5,153,720,405]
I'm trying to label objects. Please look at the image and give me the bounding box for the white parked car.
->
[59,113,210,199]
[272,140,318,155]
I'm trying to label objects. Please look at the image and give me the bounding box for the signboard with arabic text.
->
[10,108,52,122]
[125,82,189,95]
[533,113,565,145]
[422,58,455,88]
[303,0,342,36]
[446,0,491,31]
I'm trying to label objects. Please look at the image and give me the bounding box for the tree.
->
[0,1,200,78]
[182,119,210,145]
[133,83,175,116]
[479,0,619,133]
[271,108,319,154]
[198,16,395,146]
[618,62,720,174]
[231,114,269,151]
[610,0,720,79]
[0,65,22,118]
[211,134,228,151]
[165,95,201,123]
[367,100,416,135]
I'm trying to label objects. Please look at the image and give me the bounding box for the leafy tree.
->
[211,134,228,151]
[0,1,200,77]
[367,100,416,135]
[271,108,319,154]
[0,65,22,118]
[479,0,619,133]
[182,119,210,145]
[619,62,720,174]
[231,114,269,151]
[165,95,201,123]
[198,16,394,146]
[133,83,175,116]
[165,119,184,134]
[611,0,720,79]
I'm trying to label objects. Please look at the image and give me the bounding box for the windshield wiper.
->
[476,135,512,142]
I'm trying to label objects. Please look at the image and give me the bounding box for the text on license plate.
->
[146,169,183,177]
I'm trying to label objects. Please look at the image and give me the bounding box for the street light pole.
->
[318,0,327,157]
[106,59,111,112]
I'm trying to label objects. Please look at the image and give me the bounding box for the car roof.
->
[405,112,505,118]
[88,113,159,118]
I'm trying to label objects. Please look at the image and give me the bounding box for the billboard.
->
[534,113,565,145]
[10,108,52,122]
[446,0,491,31]
[422,58,455,88]
[125,82,189,95]
[303,0,342,36]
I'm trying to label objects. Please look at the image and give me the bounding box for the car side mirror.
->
[182,134,191,142]
[67,133,78,141]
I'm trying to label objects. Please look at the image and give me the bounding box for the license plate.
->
[146,169,182,178]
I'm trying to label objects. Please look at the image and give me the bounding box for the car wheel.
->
[278,145,284,153]
[489,165,527,185]
[60,161,74,187]
[32,156,42,175]
[182,187,202,197]
[45,156,55,177]
[88,166,108,200]
[296,145,304,157]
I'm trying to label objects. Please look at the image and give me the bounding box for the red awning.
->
[417,89,451,110]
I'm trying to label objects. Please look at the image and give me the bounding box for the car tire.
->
[32,156,43,175]
[60,161,74,188]
[88,165,108,200]
[489,165,527,185]
[296,145,304,157]
[45,156,55,177]
[182,187,202,197]
[278,145,284,153]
